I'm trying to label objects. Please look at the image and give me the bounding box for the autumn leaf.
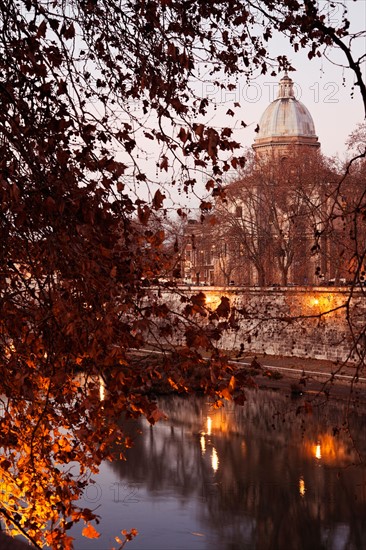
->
[178,127,188,142]
[152,189,165,210]
[200,201,212,211]
[82,524,100,539]
[63,22,75,39]
[216,297,230,318]
[159,156,168,171]
[221,387,232,400]
[148,408,167,424]
[193,123,205,137]
[168,377,179,390]
[37,20,47,38]
[58,436,72,452]
[228,375,236,392]
[234,392,246,406]
[191,292,206,308]
[138,204,151,225]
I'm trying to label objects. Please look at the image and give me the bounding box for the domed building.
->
[253,74,320,159]
[210,74,328,286]
[180,74,338,287]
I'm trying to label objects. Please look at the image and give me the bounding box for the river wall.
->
[160,285,366,363]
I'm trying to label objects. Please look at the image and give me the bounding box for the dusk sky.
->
[208,0,365,160]
[129,0,365,211]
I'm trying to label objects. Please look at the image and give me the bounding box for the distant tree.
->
[215,181,271,286]
[212,151,337,286]
[333,124,366,284]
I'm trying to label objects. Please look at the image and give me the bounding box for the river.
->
[71,388,366,550]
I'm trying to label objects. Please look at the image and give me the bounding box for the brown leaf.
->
[191,292,206,307]
[159,156,168,171]
[37,20,47,38]
[149,407,167,424]
[216,296,230,318]
[152,189,165,210]
[63,22,75,40]
[200,201,212,211]
[178,127,188,142]
[207,128,219,159]
[234,392,246,406]
[138,205,151,225]
[194,123,205,137]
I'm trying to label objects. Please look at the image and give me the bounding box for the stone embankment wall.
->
[162,286,366,363]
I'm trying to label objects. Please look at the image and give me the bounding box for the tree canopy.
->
[0,0,365,547]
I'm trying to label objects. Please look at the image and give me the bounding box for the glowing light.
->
[211,447,219,472]
[206,416,212,436]
[299,476,306,497]
[303,433,353,466]
[200,435,206,455]
[99,376,106,402]
[315,443,321,460]
[204,293,225,310]
[303,293,339,316]
[308,296,321,308]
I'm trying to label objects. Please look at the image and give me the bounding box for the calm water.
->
[71,389,366,550]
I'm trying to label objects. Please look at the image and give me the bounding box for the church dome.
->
[253,74,320,154]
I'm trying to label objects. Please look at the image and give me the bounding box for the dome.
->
[253,74,320,154]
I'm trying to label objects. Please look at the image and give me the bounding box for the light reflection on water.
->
[71,389,366,550]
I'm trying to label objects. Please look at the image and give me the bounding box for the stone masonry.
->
[159,286,366,363]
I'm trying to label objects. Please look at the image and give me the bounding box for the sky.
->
[204,0,366,160]
[128,0,366,212]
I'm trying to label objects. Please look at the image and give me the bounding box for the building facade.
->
[179,74,351,287]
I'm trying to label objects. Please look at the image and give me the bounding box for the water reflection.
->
[73,389,366,549]
[299,476,306,497]
[315,442,322,460]
[211,447,219,472]
[200,434,206,455]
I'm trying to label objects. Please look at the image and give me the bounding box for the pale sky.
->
[129,0,366,211]
[206,0,366,160]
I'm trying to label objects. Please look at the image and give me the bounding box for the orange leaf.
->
[149,407,167,424]
[82,524,100,539]
[221,387,232,400]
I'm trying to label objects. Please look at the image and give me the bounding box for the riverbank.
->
[129,347,366,402]
[230,353,366,401]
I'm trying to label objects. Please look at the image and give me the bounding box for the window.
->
[235,206,243,218]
